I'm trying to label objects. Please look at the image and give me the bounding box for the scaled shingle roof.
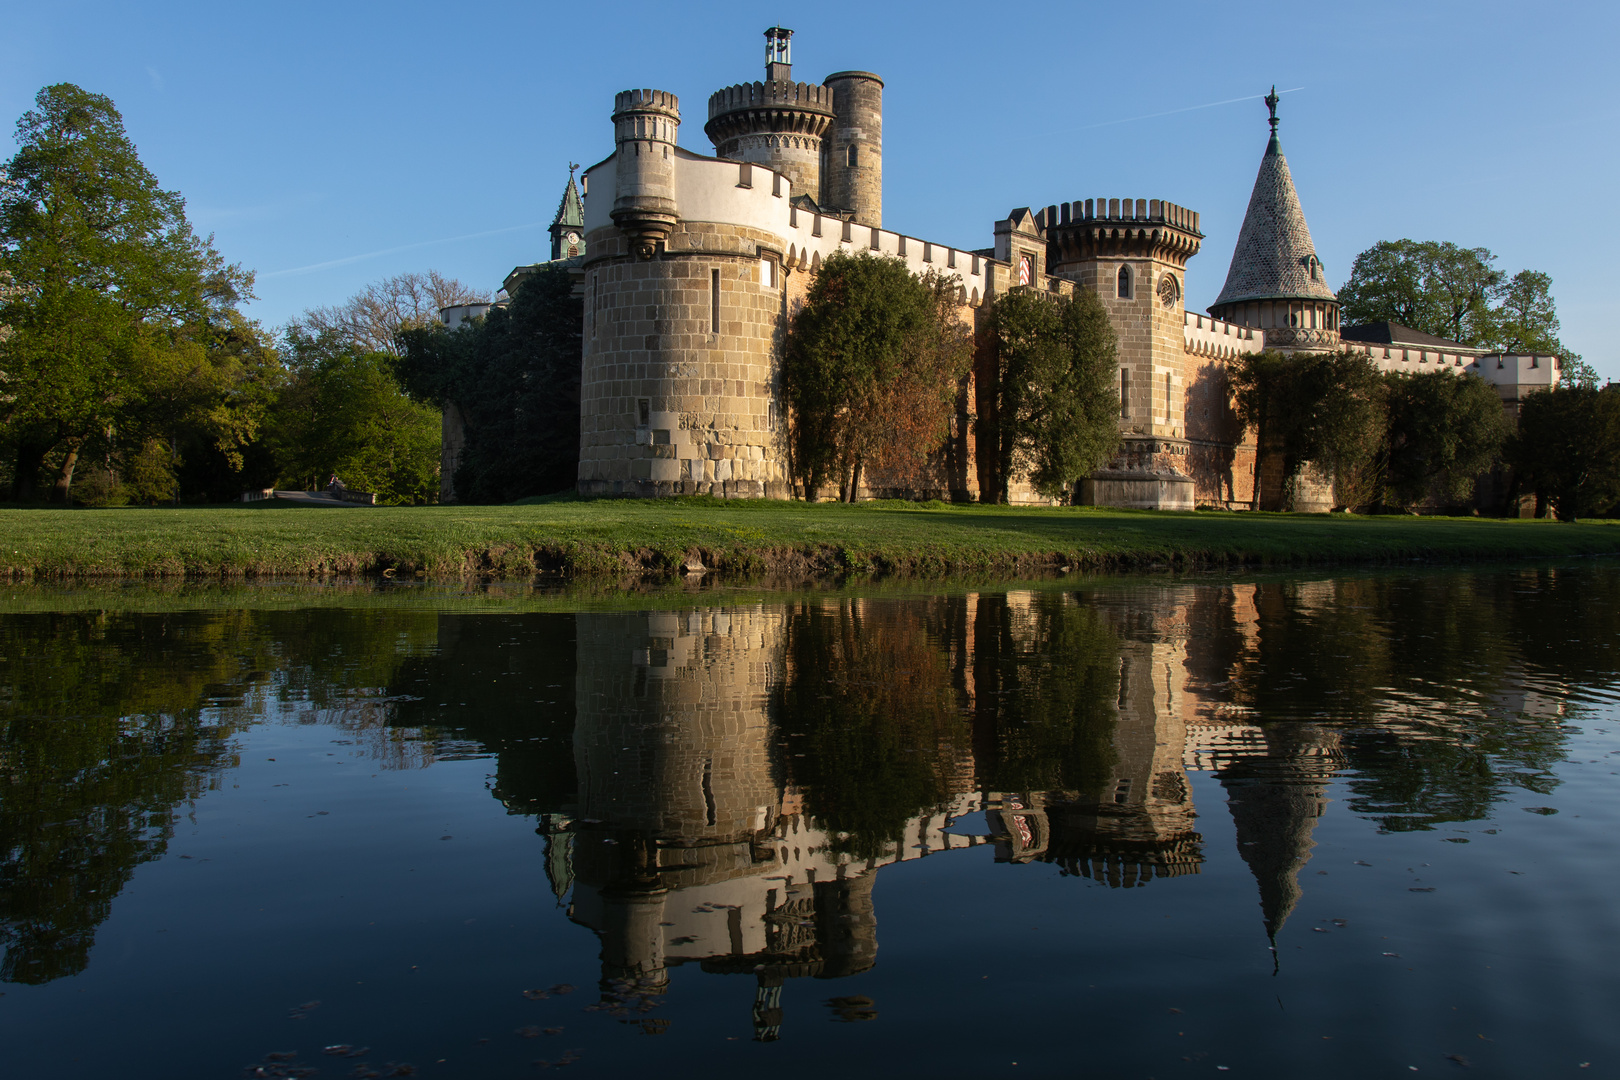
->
[1212,125,1337,309]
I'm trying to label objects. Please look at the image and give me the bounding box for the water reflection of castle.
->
[549,588,1384,1039]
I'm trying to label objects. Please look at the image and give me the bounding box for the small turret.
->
[823,71,883,227]
[610,89,681,259]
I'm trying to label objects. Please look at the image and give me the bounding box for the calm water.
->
[3,567,1620,1078]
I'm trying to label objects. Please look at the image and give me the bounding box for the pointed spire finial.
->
[1265,85,1280,135]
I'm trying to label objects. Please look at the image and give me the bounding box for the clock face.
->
[566,231,580,245]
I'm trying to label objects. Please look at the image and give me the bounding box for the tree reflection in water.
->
[0,568,1602,1044]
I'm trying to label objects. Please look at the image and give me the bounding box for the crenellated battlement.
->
[1183,312,1264,360]
[706,80,834,119]
[704,82,837,150]
[1044,197,1204,270]
[615,88,680,116]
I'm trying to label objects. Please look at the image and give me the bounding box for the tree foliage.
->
[0,83,258,503]
[1511,385,1620,520]
[1231,351,1508,510]
[980,287,1119,503]
[1382,370,1509,507]
[783,252,972,501]
[262,328,440,504]
[1338,239,1581,366]
[395,263,583,502]
[1229,350,1386,504]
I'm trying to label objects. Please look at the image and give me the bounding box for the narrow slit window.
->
[1120,368,1130,418]
[847,144,858,168]
[1165,373,1172,421]
[710,269,720,333]
[637,398,650,428]
[1117,264,1132,299]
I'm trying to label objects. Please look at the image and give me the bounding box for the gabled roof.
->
[552,173,584,230]
[1339,321,1487,353]
[1212,94,1337,309]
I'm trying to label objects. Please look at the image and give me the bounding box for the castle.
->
[518,28,1558,509]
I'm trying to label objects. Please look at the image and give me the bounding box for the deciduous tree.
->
[1512,384,1620,520]
[980,288,1119,503]
[297,270,486,356]
[783,252,971,501]
[1228,350,1386,509]
[263,328,440,504]
[0,83,251,501]
[1381,369,1508,508]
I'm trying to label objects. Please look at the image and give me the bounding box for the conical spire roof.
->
[1212,89,1337,309]
[553,171,585,230]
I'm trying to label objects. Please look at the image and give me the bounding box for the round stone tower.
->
[610,88,681,258]
[579,84,793,499]
[822,71,883,227]
[704,27,835,204]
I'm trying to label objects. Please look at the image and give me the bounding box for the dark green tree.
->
[395,263,583,502]
[782,251,971,501]
[0,83,251,502]
[1228,350,1386,509]
[1382,369,1508,508]
[980,287,1119,503]
[1511,384,1620,520]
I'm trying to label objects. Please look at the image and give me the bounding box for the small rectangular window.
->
[759,257,777,289]
[847,144,858,168]
[637,399,650,428]
[1165,373,1172,421]
[1120,368,1130,418]
[767,402,777,432]
[711,269,720,332]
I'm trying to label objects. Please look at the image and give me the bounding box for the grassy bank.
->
[3,497,1617,581]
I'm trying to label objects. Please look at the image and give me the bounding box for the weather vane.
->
[1265,85,1279,134]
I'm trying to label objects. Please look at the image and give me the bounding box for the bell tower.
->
[548,164,585,261]
[704,27,837,206]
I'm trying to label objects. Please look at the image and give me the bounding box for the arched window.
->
[1117,264,1132,299]
[847,144,858,168]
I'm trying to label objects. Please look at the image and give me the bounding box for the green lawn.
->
[2,497,1616,580]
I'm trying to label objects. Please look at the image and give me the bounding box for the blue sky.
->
[6,0,1617,373]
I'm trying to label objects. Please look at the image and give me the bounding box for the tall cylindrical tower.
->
[822,71,883,227]
[611,89,681,258]
[704,27,835,202]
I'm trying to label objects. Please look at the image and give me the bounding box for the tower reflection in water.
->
[548,587,1402,1040]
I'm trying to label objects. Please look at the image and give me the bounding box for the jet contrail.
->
[1015,86,1306,141]
[264,221,547,278]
